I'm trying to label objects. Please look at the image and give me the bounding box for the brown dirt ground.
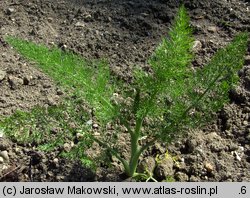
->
[0,0,250,181]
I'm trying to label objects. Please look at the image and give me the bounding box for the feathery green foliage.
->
[5,5,248,178]
[0,99,95,168]
[5,37,118,124]
[134,5,195,141]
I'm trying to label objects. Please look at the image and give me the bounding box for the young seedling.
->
[6,6,248,178]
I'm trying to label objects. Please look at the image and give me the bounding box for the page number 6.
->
[240,186,246,194]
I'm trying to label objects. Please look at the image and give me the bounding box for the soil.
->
[0,0,250,181]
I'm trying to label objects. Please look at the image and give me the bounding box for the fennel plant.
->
[6,6,248,177]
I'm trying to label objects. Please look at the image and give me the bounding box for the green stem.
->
[127,136,158,177]
[127,88,159,177]
[128,117,143,177]
[127,88,144,177]
[94,87,159,177]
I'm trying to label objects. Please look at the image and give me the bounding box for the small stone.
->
[56,89,63,95]
[192,40,202,53]
[14,147,20,153]
[0,126,5,138]
[76,132,84,139]
[236,155,241,161]
[47,17,53,23]
[84,14,92,22]
[137,156,156,173]
[93,132,100,136]
[23,76,33,85]
[189,175,199,182]
[47,171,54,177]
[207,26,217,33]
[75,21,85,28]
[153,142,166,154]
[247,132,250,141]
[107,17,112,22]
[8,76,23,89]
[204,162,214,173]
[111,155,119,163]
[175,172,189,181]
[185,139,198,153]
[23,173,30,180]
[154,157,174,180]
[0,70,6,81]
[53,158,59,164]
[174,161,186,170]
[29,151,43,165]
[207,132,219,142]
[42,82,52,88]
[46,96,57,106]
[0,150,9,161]
[245,55,250,65]
[63,143,71,152]
[128,1,135,6]
[243,120,248,126]
[56,175,65,180]
[61,44,67,50]
[0,156,4,163]
[229,143,238,151]
[86,120,93,125]
[234,152,241,161]
[2,164,8,171]
[6,8,15,15]
[232,151,241,161]
[93,123,99,129]
[0,139,9,150]
[69,122,76,129]
[239,146,244,152]
[193,24,203,32]
[2,53,7,58]
[141,13,149,17]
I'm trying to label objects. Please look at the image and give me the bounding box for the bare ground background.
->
[0,0,250,181]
